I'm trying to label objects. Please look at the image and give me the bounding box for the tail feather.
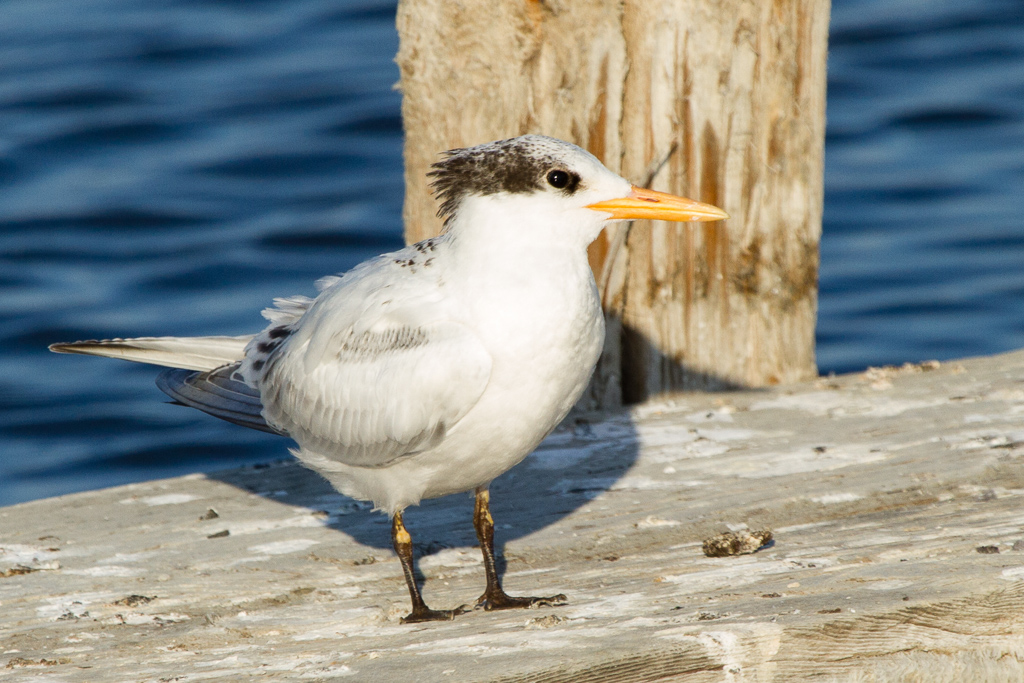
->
[157,365,283,435]
[49,335,253,372]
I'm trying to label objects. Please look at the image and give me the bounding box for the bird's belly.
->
[415,294,606,498]
[302,300,604,512]
[296,265,605,513]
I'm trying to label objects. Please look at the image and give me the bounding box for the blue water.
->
[821,0,1024,370]
[1,0,1023,506]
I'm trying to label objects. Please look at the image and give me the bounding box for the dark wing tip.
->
[49,340,101,354]
[156,365,285,436]
[49,339,140,356]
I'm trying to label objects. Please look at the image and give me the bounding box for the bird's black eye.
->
[546,169,570,189]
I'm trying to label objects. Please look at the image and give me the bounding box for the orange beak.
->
[586,186,728,222]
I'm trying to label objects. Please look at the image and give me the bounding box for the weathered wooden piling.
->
[396,0,831,404]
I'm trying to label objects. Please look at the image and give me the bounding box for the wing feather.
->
[156,364,282,434]
[251,245,492,468]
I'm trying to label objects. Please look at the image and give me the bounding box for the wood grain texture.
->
[396,0,830,405]
[6,350,1024,681]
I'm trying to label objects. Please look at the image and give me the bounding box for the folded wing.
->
[250,249,493,469]
[156,364,282,434]
[49,335,253,371]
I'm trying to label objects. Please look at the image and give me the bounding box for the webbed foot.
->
[476,591,567,611]
[401,604,469,623]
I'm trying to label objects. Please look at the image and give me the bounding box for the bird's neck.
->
[441,196,603,345]
[444,194,605,260]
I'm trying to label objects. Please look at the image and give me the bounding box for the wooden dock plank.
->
[3,351,1024,681]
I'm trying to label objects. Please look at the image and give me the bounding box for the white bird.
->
[51,135,727,623]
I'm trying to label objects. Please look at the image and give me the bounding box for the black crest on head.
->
[428,136,582,225]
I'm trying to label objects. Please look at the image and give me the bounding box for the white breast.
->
[276,192,611,513]
[298,240,604,513]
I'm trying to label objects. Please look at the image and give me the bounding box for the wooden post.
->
[396,0,829,406]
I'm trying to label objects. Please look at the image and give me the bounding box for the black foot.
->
[400,604,468,624]
[476,591,568,611]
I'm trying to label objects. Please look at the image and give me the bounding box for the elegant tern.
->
[51,135,727,622]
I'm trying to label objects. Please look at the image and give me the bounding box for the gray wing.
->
[156,364,284,435]
[249,248,493,468]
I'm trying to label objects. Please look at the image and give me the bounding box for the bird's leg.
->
[392,510,465,623]
[473,487,567,610]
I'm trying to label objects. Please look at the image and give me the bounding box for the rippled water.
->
[821,0,1024,371]
[2,0,1023,505]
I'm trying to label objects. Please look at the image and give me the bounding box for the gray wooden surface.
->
[4,350,1024,681]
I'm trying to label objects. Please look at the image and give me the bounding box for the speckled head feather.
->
[428,135,583,226]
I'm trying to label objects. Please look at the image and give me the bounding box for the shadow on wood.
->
[6,350,1024,680]
[200,315,758,593]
